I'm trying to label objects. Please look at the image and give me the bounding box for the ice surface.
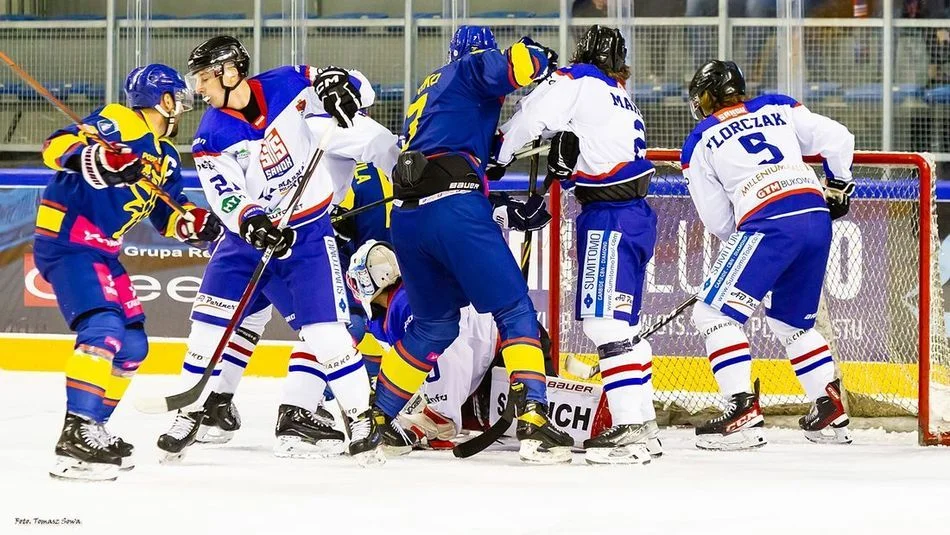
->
[2,371,949,535]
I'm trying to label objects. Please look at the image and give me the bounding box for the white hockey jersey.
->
[191,65,395,232]
[682,94,855,242]
[498,63,653,188]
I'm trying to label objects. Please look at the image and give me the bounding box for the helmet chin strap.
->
[220,73,243,109]
[153,100,183,137]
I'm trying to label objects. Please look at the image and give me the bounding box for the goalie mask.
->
[346,240,401,318]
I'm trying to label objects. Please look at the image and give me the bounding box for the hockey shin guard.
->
[693,302,752,397]
[67,311,124,421]
[767,317,835,401]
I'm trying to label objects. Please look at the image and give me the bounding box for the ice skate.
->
[696,379,767,451]
[583,423,652,465]
[196,391,241,445]
[515,395,574,464]
[800,378,852,445]
[99,425,135,471]
[49,413,120,482]
[375,410,420,457]
[347,409,385,467]
[273,404,346,458]
[157,410,202,463]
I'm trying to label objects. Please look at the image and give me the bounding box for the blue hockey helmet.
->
[448,25,497,62]
[125,64,194,136]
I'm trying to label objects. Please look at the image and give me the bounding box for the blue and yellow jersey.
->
[366,283,411,348]
[36,104,193,256]
[338,161,392,261]
[401,42,550,177]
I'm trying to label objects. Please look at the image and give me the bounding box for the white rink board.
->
[2,372,949,535]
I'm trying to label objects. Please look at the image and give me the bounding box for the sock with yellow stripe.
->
[99,324,148,422]
[65,345,114,421]
[494,295,548,403]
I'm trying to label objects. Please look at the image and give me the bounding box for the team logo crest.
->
[96,118,116,134]
[259,129,294,180]
[295,99,307,115]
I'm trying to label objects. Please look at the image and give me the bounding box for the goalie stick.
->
[0,51,193,222]
[455,295,699,458]
[134,124,338,414]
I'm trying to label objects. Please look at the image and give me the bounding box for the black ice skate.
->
[196,391,241,445]
[100,425,135,471]
[49,413,121,482]
[514,387,574,464]
[696,378,767,451]
[346,409,385,467]
[583,423,653,465]
[800,378,852,445]
[273,404,346,458]
[157,410,202,463]
[375,410,422,457]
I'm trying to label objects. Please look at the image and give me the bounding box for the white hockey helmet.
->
[346,240,401,317]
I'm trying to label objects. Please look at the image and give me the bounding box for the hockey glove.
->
[314,66,361,128]
[485,158,508,181]
[175,208,223,245]
[330,205,357,242]
[77,143,143,189]
[239,210,296,259]
[518,37,559,81]
[546,131,580,184]
[490,192,551,232]
[824,176,856,220]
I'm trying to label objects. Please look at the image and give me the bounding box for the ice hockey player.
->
[682,60,855,450]
[37,64,220,480]
[377,24,575,464]
[496,25,662,465]
[155,35,396,466]
[346,240,497,453]
[182,163,393,459]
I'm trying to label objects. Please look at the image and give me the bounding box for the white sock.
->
[179,321,227,408]
[300,322,369,419]
[767,317,835,401]
[583,318,653,426]
[692,302,752,397]
[282,341,328,411]
[216,326,257,395]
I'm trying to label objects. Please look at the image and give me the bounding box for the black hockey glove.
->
[314,66,361,128]
[518,37,559,81]
[330,205,357,242]
[69,144,143,189]
[824,176,855,220]
[490,192,551,232]
[239,210,295,259]
[546,131,580,184]
[485,158,508,181]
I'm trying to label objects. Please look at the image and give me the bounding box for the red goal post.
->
[548,149,950,446]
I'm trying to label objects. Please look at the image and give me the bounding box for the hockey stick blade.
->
[453,383,519,458]
[134,125,337,414]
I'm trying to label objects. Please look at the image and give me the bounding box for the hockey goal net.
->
[548,150,950,446]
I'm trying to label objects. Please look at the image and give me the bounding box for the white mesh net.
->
[550,150,950,445]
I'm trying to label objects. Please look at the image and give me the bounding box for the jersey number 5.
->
[738,132,784,165]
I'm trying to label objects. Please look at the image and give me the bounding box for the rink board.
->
[0,333,936,401]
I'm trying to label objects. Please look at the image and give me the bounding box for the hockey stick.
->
[519,137,543,279]
[0,51,192,221]
[134,124,338,414]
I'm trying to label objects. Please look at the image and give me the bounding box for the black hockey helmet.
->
[688,60,746,120]
[187,35,250,79]
[571,25,627,73]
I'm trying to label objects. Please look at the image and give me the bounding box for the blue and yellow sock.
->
[501,337,547,404]
[64,344,114,421]
[375,341,433,418]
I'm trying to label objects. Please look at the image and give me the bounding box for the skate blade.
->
[585,444,651,466]
[158,450,188,464]
[646,437,664,458]
[119,456,135,471]
[803,426,853,445]
[196,426,235,445]
[49,456,119,482]
[518,440,573,465]
[381,443,413,457]
[696,428,768,451]
[274,436,346,458]
[353,445,387,468]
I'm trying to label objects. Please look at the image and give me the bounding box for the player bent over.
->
[37,65,221,480]
[376,25,573,464]
[155,36,395,466]
[346,241,497,453]
[497,25,662,465]
[683,60,855,450]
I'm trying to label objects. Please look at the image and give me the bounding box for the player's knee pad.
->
[112,323,148,376]
[300,322,358,365]
[583,317,639,348]
[492,295,538,341]
[691,301,742,336]
[74,309,126,356]
[239,305,271,339]
[765,316,808,347]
